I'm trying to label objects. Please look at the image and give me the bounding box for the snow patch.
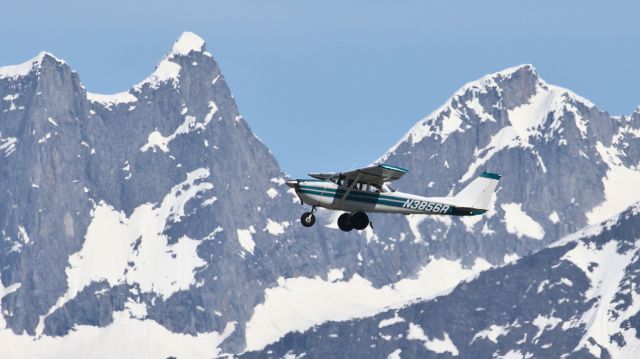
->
[531,314,561,341]
[87,92,138,109]
[548,211,560,224]
[501,203,545,240]
[0,275,21,330]
[586,142,640,224]
[387,349,402,359]
[264,219,288,235]
[17,225,30,244]
[171,32,205,56]
[266,188,278,199]
[141,102,217,153]
[237,226,256,255]
[472,324,509,343]
[563,239,640,357]
[40,168,212,327]
[0,52,63,79]
[378,313,405,328]
[0,313,234,359]
[244,257,491,351]
[407,323,459,356]
[0,136,17,157]
[327,268,344,282]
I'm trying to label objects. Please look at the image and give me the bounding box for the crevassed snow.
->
[237,226,256,255]
[244,257,491,351]
[0,312,235,359]
[141,101,217,153]
[586,142,640,225]
[40,168,212,328]
[501,203,545,240]
[407,323,459,356]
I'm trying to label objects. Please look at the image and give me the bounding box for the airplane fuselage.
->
[293,180,485,216]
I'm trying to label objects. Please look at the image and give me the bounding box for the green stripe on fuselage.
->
[298,185,405,202]
[298,188,407,208]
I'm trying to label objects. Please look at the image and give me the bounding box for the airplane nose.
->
[285,180,298,188]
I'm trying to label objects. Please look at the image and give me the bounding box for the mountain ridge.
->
[1,32,639,357]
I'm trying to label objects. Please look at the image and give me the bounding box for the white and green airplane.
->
[285,164,501,232]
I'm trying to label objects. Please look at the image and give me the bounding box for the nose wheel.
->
[300,207,317,227]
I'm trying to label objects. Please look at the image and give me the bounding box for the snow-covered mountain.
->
[245,202,640,358]
[1,32,639,358]
[370,64,640,265]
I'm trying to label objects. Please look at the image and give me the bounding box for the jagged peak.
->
[377,64,600,162]
[0,51,66,80]
[170,31,206,57]
[450,64,538,97]
[133,32,213,92]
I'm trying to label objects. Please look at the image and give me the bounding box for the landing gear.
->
[338,213,353,232]
[337,212,369,232]
[300,207,317,227]
[301,212,316,227]
[350,211,369,230]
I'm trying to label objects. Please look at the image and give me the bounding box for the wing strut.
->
[340,173,361,201]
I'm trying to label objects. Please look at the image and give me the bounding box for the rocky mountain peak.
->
[170,31,207,57]
[0,51,67,81]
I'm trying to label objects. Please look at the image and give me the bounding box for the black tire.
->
[337,213,353,232]
[301,212,315,227]
[351,211,369,230]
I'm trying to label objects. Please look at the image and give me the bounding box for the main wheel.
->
[351,211,369,230]
[337,213,353,232]
[301,212,315,227]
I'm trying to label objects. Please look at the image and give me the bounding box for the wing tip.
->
[378,164,408,173]
[480,172,502,180]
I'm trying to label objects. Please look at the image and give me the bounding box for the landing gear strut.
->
[338,211,369,232]
[301,207,317,227]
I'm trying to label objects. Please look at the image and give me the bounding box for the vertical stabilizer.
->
[453,172,501,210]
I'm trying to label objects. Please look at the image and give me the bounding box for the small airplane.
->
[286,164,501,232]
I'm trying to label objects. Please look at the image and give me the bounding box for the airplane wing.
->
[309,164,408,186]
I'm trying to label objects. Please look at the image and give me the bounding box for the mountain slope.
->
[1,36,639,357]
[370,64,640,265]
[245,202,640,358]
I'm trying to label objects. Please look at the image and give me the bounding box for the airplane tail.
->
[452,172,501,210]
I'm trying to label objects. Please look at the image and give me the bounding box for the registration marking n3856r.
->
[402,199,450,213]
